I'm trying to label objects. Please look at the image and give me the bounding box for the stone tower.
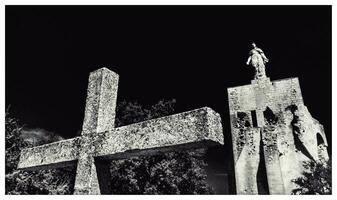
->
[227,76,329,194]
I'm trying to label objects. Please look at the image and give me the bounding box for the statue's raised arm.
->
[246,42,268,79]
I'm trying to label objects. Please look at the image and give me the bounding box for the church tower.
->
[227,44,329,194]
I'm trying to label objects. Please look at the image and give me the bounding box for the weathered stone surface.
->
[82,68,119,135]
[94,107,224,159]
[18,68,224,195]
[73,154,100,195]
[234,128,261,194]
[17,137,81,170]
[18,107,223,167]
[228,76,329,195]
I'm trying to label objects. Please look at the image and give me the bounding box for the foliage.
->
[110,150,213,194]
[115,99,176,127]
[292,159,331,195]
[5,108,27,174]
[112,99,214,194]
[5,109,75,194]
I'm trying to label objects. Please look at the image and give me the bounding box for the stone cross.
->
[18,68,224,194]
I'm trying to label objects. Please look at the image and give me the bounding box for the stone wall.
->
[227,77,329,194]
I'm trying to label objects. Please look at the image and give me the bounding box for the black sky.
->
[6,6,331,148]
[5,5,332,194]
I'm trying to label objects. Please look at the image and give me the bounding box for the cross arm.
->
[94,107,224,159]
[17,137,81,170]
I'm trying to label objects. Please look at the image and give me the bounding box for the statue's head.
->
[251,42,256,48]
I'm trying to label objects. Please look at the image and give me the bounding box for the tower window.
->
[251,110,258,127]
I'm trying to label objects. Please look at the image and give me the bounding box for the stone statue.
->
[246,42,269,79]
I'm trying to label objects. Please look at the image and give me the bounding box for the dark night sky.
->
[5,6,331,192]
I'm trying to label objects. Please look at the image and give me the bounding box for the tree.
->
[115,99,177,127]
[292,159,332,195]
[110,151,211,194]
[5,108,75,194]
[111,99,214,194]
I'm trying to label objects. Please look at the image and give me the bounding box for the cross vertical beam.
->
[74,154,100,194]
[81,67,119,135]
[74,68,118,194]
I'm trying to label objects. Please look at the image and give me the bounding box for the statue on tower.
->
[246,42,269,79]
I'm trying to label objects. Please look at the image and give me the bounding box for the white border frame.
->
[1,1,335,200]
